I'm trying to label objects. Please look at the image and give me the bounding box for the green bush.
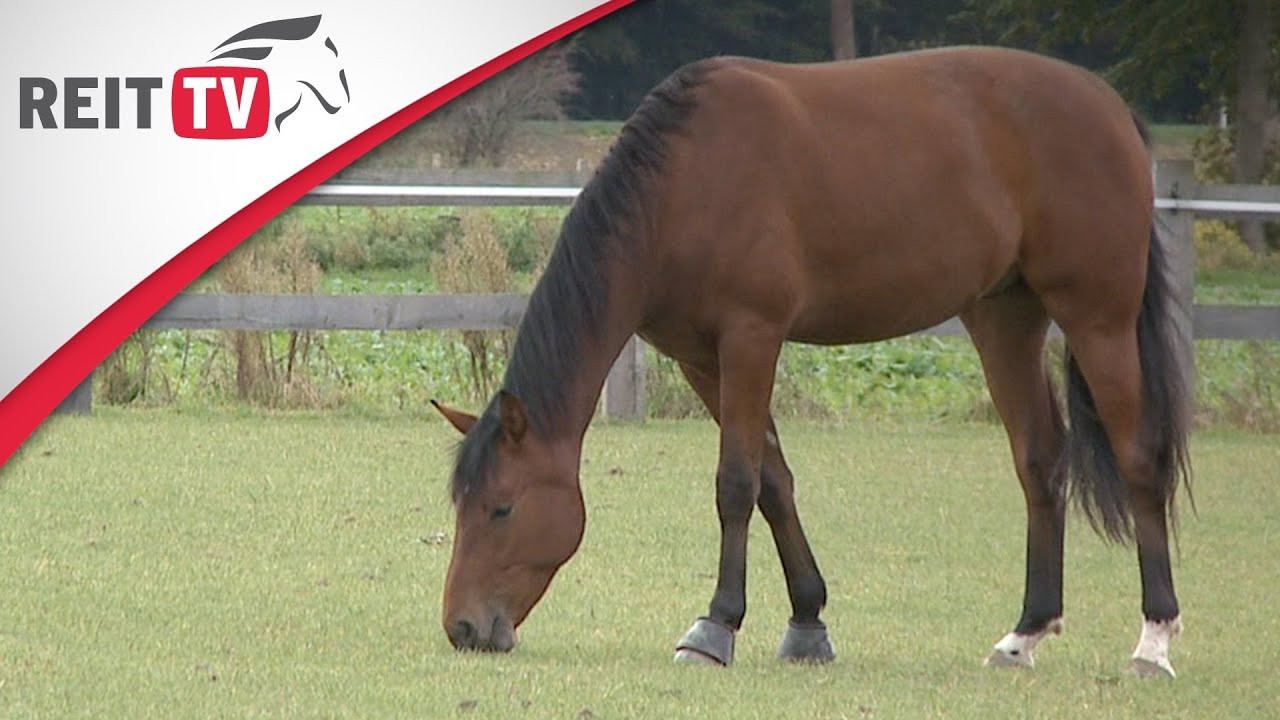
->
[491,207,562,273]
[296,206,566,274]
[1195,220,1260,271]
[1196,340,1280,432]
[301,207,461,271]
[1191,126,1280,253]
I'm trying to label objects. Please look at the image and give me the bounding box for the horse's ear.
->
[431,400,477,435]
[497,390,528,444]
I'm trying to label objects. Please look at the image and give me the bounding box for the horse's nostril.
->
[448,619,478,649]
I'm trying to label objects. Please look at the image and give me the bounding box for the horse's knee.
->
[716,461,760,522]
[757,461,794,521]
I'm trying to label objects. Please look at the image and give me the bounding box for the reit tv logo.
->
[18,14,350,139]
[172,66,270,139]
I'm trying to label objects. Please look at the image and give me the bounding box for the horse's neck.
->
[513,253,645,449]
[561,267,644,445]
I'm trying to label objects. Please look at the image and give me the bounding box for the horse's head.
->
[433,393,585,652]
[209,14,350,132]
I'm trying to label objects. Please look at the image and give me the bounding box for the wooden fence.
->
[56,162,1280,417]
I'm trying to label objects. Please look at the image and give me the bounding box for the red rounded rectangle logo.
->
[171,66,270,139]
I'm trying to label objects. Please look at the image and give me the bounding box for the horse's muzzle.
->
[446,615,517,653]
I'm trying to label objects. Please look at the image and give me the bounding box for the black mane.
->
[449,60,714,501]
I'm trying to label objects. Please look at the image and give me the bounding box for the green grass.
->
[1148,124,1210,145]
[1197,265,1280,305]
[523,119,625,138]
[3,412,1278,718]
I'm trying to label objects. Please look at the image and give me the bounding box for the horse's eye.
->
[491,504,513,520]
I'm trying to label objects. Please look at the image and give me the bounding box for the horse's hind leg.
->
[1057,324,1182,677]
[961,292,1067,668]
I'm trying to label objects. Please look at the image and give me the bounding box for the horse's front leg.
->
[673,324,782,666]
[758,417,835,663]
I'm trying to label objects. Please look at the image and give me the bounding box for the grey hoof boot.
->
[673,617,735,666]
[777,620,835,663]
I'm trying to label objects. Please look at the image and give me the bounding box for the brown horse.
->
[432,46,1191,677]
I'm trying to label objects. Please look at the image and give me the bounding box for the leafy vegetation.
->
[95,181,1280,431]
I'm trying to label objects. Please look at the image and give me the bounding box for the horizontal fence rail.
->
[1192,305,1280,340]
[143,293,529,332]
[307,183,1280,216]
[1155,178,1280,219]
[54,161,1280,417]
[298,184,581,206]
[137,294,1280,341]
[1156,198,1280,218]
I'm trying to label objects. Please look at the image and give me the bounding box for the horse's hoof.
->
[673,648,723,665]
[983,619,1062,669]
[673,617,734,666]
[1129,656,1177,679]
[1130,615,1180,679]
[984,645,1035,668]
[777,620,835,664]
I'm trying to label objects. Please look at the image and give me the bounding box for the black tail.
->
[1062,225,1192,542]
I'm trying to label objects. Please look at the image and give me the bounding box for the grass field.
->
[2,412,1278,718]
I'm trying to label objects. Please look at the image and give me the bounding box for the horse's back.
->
[646,48,1152,346]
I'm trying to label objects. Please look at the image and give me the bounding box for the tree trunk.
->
[831,0,856,60]
[1234,0,1273,254]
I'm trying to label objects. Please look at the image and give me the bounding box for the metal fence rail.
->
[299,184,580,206]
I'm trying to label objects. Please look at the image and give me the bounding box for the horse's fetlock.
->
[709,595,746,630]
[791,575,827,617]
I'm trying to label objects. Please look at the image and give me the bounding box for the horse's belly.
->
[786,259,1003,344]
[787,299,961,345]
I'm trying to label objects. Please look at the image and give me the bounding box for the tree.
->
[430,42,579,166]
[1235,0,1274,252]
[568,0,979,118]
[569,0,831,118]
[831,0,856,59]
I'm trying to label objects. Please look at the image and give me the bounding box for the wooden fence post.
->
[603,335,645,421]
[1153,159,1197,407]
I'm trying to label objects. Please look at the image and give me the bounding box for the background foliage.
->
[568,0,1274,122]
[88,1,1280,430]
[95,201,1280,431]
